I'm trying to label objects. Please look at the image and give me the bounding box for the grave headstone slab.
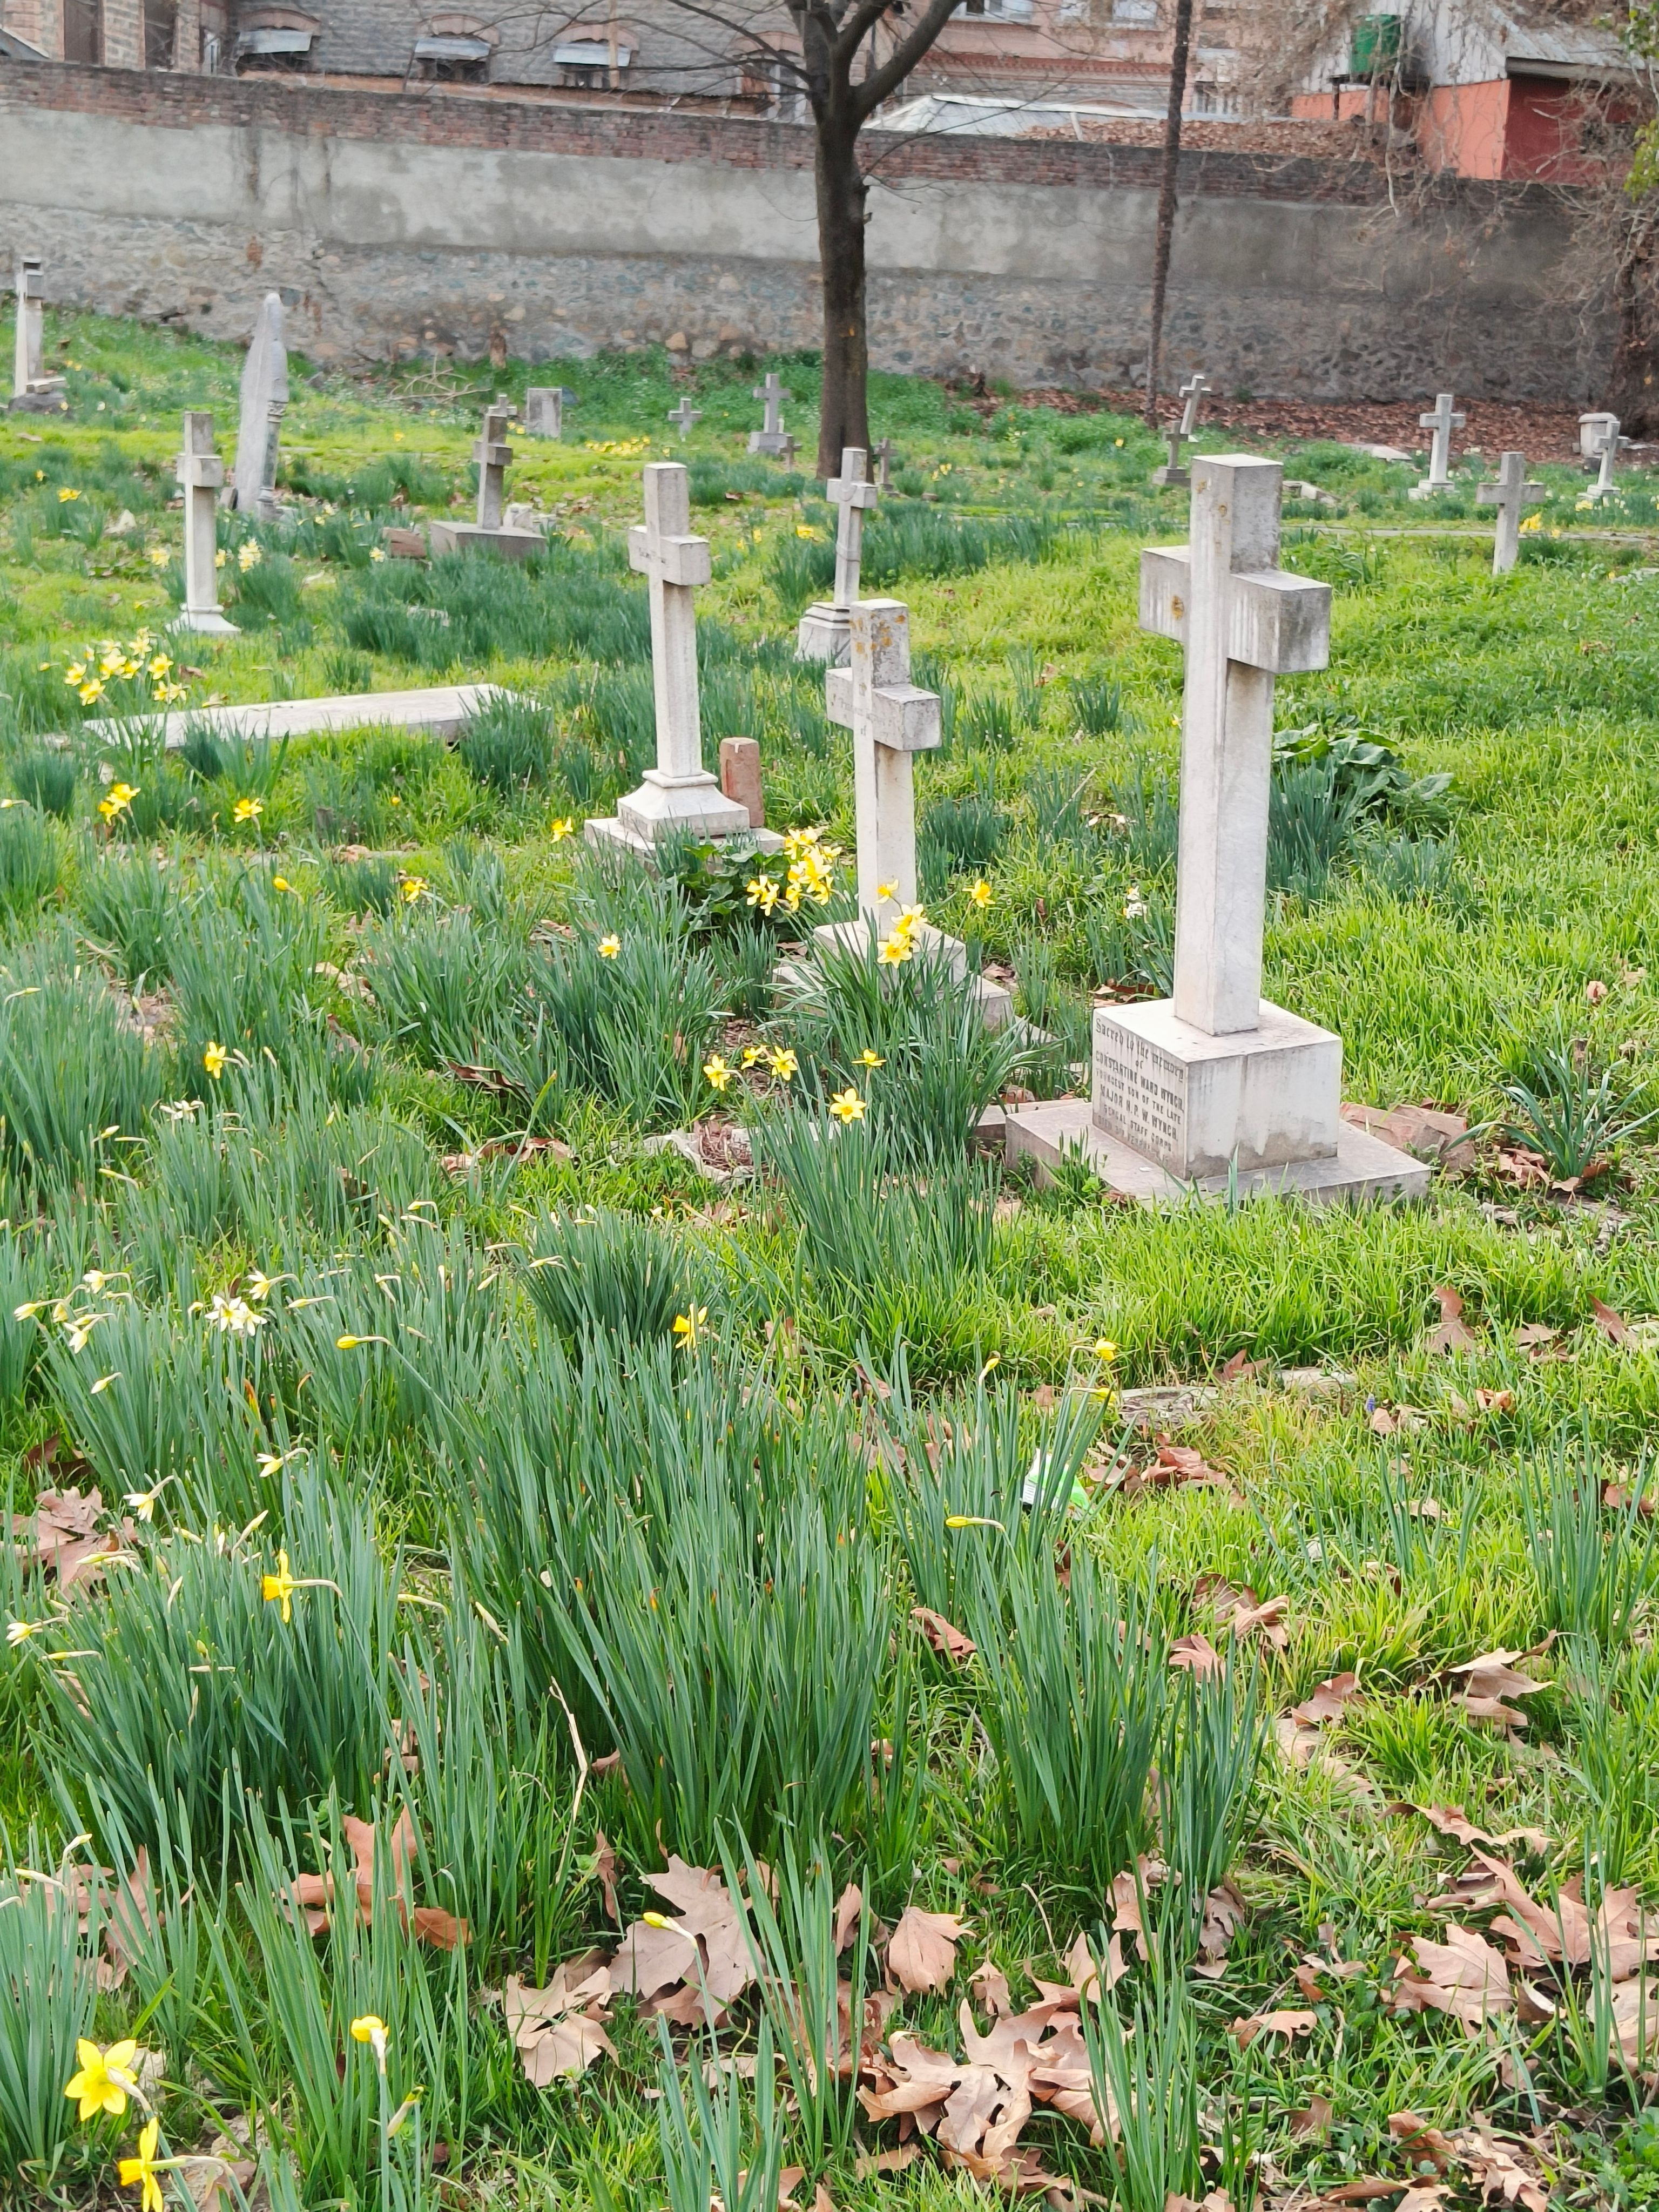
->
[874,437,896,490]
[798,444,879,665]
[1003,456,1425,1202]
[587,462,778,856]
[1476,450,1543,573]
[1409,391,1465,498]
[524,386,577,439]
[10,255,65,413]
[1579,410,1619,461]
[814,597,1013,1028]
[719,736,765,828]
[173,412,239,637]
[748,372,794,457]
[230,292,290,520]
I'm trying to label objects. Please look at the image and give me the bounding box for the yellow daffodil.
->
[369,545,387,563]
[782,827,825,860]
[237,541,262,572]
[857,1049,885,1069]
[336,1333,388,1350]
[876,880,898,901]
[118,2117,165,2212]
[90,1371,121,1395]
[969,879,993,909]
[399,874,428,903]
[57,486,80,503]
[672,1306,708,1350]
[350,2014,389,2072]
[8,1616,50,1644]
[767,1046,798,1081]
[202,1041,227,1080]
[64,2037,141,2122]
[830,1085,865,1124]
[214,548,228,569]
[272,875,295,894]
[597,934,621,959]
[79,680,105,706]
[703,1055,733,1091]
[794,524,819,539]
[63,1312,106,1354]
[147,654,171,678]
[1094,1338,1118,1361]
[124,1478,175,1522]
[207,1291,264,1338]
[746,875,779,914]
[385,2088,424,2138]
[146,544,168,567]
[262,1550,299,1623]
[97,782,137,824]
[232,796,263,825]
[65,664,86,686]
[550,817,574,842]
[876,933,913,967]
[945,1513,1001,1530]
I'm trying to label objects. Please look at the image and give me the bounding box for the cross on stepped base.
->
[1410,390,1465,500]
[428,402,546,561]
[173,411,239,637]
[798,445,880,665]
[1477,451,1543,574]
[1003,456,1428,1205]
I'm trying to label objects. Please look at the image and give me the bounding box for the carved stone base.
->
[796,603,852,665]
[427,521,545,561]
[171,606,240,636]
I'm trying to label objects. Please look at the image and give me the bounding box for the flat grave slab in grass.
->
[83,682,511,750]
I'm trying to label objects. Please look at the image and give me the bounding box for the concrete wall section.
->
[0,63,1609,400]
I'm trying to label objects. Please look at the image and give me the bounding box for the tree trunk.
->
[814,113,871,478]
[1143,0,1195,430]
[1605,205,1659,436]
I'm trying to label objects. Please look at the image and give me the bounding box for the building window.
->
[144,0,177,65]
[413,32,491,78]
[1110,0,1158,21]
[961,0,1038,23]
[63,0,101,60]
[237,23,316,68]
[552,38,631,85]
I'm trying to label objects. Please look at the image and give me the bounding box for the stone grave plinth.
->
[428,404,544,560]
[798,444,878,665]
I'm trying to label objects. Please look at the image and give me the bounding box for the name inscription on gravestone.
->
[1092,1024,1188,1164]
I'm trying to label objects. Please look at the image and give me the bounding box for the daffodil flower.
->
[237,540,262,572]
[350,2014,390,2072]
[336,1333,389,1350]
[550,817,574,841]
[124,1478,176,1522]
[830,1085,865,1123]
[597,934,621,959]
[257,1446,304,1479]
[767,1047,798,1081]
[64,2037,142,2122]
[1093,1338,1118,1361]
[232,796,263,825]
[202,1041,227,1080]
[672,1307,708,1350]
[400,875,428,903]
[118,2117,166,2212]
[262,1550,300,1622]
[746,875,779,914]
[969,879,993,910]
[207,1292,264,1338]
[57,486,81,503]
[857,1049,885,1069]
[703,1055,733,1091]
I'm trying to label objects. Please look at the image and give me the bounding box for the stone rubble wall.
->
[0,62,1609,399]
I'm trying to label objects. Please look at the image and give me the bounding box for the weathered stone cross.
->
[1586,415,1629,501]
[874,436,896,490]
[1178,370,1212,440]
[1413,391,1465,494]
[1476,449,1543,573]
[667,397,702,439]
[473,402,512,529]
[174,412,239,636]
[754,373,787,437]
[1138,455,1332,1036]
[12,255,45,397]
[827,445,879,609]
[825,598,940,926]
[607,461,750,844]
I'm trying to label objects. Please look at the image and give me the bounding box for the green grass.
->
[0,308,1657,2210]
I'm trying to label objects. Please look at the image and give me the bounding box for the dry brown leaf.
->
[853,2145,920,2179]
[972,1959,1015,2018]
[1427,1286,1479,1355]
[1410,1804,1550,1856]
[1451,2127,1549,2212]
[889,1905,967,1994]
[507,1955,616,2084]
[911,1606,976,1663]
[1392,1925,1513,2027]
[610,1857,754,2021]
[1390,2112,1461,2175]
[1292,2093,1334,2139]
[1291,1672,1361,1727]
[1476,1852,1659,1979]
[592,1829,619,1925]
[1230,2009,1316,2047]
[834,1883,863,1953]
[1370,1404,1432,1437]
[1193,1880,1246,1979]
[1475,1389,1515,1414]
[287,1811,465,1950]
[1169,1633,1225,1678]
[1147,1439,1245,1505]
[1591,1297,1630,1344]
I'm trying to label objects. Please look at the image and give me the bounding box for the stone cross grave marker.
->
[1476,449,1543,573]
[874,436,896,490]
[1151,427,1189,490]
[667,397,702,440]
[474,401,511,528]
[1410,391,1465,497]
[586,462,756,854]
[748,372,793,457]
[1178,370,1212,440]
[230,292,289,518]
[1003,455,1425,1197]
[524,386,577,439]
[1586,415,1630,502]
[427,402,542,559]
[174,412,239,636]
[797,446,879,664]
[817,598,1013,1024]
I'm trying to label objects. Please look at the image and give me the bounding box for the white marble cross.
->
[1178,370,1212,440]
[1139,456,1332,1036]
[827,446,879,609]
[12,255,44,397]
[524,386,576,438]
[874,437,896,490]
[825,598,940,927]
[473,402,512,529]
[754,373,787,437]
[1586,415,1630,501]
[1477,449,1543,573]
[174,412,239,636]
[1418,392,1465,489]
[231,292,288,517]
[667,397,702,439]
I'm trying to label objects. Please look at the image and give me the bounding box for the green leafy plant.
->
[1500,1043,1659,1184]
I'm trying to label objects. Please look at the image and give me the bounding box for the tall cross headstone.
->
[1476,449,1543,573]
[1178,370,1212,440]
[586,462,754,853]
[1151,426,1189,490]
[174,412,240,636]
[12,255,45,397]
[230,292,289,518]
[748,372,793,457]
[524,386,577,439]
[667,397,702,440]
[798,446,880,664]
[824,599,939,928]
[473,402,511,529]
[1586,415,1630,502]
[874,437,896,491]
[1410,392,1465,498]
